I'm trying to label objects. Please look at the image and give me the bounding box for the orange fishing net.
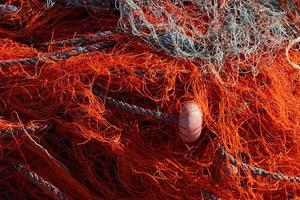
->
[0,0,300,199]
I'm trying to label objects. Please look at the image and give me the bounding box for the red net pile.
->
[0,0,300,199]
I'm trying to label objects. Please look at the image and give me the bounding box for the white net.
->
[117,0,297,70]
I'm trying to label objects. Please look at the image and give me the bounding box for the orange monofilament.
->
[0,0,299,199]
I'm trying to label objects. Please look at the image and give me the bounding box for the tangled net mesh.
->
[118,0,296,72]
[0,0,299,199]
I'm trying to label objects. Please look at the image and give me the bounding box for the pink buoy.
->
[178,101,203,143]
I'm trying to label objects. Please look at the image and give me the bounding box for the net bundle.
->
[118,0,296,71]
[0,0,299,199]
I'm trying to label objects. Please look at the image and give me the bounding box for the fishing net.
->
[118,0,296,72]
[0,0,299,199]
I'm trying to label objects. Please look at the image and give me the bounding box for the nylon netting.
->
[118,0,296,73]
[0,0,299,199]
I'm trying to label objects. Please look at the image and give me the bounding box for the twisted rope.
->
[13,163,71,200]
[57,0,115,8]
[202,190,220,200]
[6,119,217,199]
[0,41,116,67]
[39,30,117,48]
[2,121,71,199]
[220,148,300,183]
[94,92,219,199]
[96,93,300,183]
[93,90,178,122]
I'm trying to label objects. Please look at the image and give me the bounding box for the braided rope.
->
[0,41,116,67]
[13,163,71,200]
[97,94,300,183]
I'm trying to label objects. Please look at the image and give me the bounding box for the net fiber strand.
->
[0,0,299,200]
